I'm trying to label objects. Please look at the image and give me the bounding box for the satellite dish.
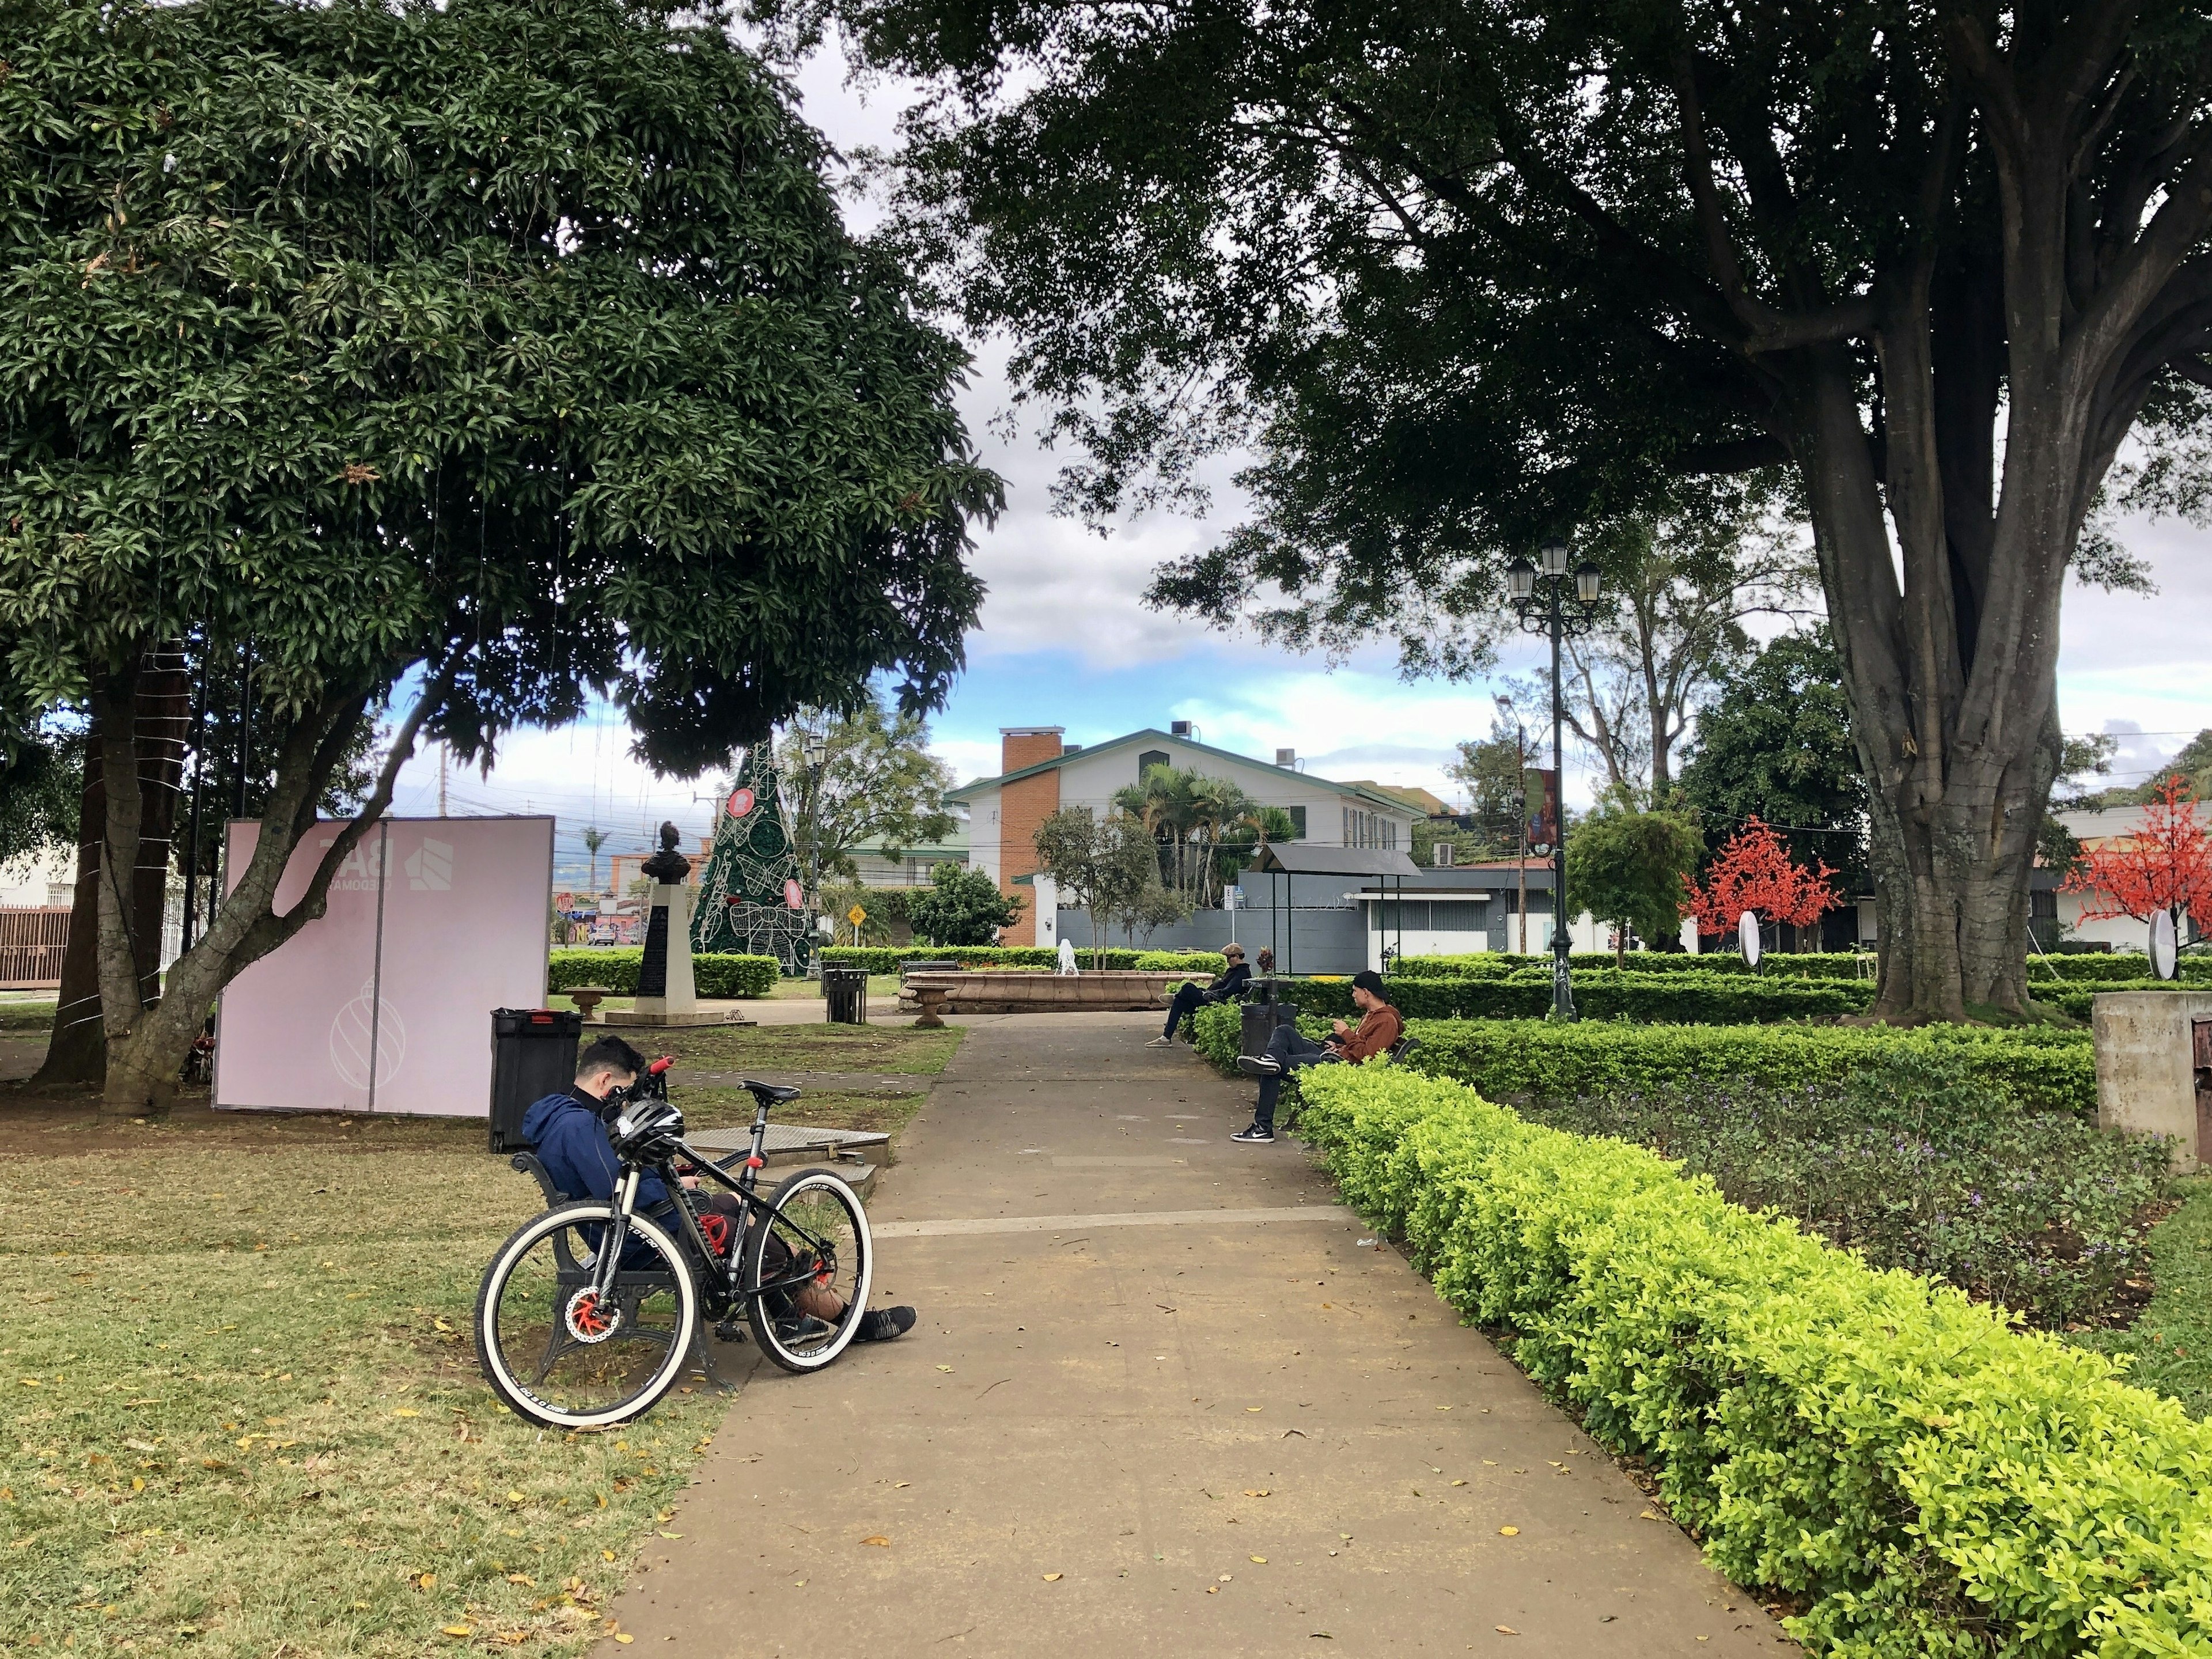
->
[2150,908,2179,980]
[1738,910,1762,969]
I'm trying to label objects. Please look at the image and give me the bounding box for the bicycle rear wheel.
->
[475,1202,697,1429]
[743,1168,873,1374]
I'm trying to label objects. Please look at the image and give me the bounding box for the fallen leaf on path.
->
[936,1365,953,1373]
[1452,1479,1467,1487]
[1495,1626,1518,1636]
[392,1408,419,1418]
[441,1626,471,1638]
[1243,1490,1270,1498]
[615,1636,634,1645]
[1639,1510,1662,1521]
[1498,1527,1519,1536]
[657,1531,682,1539]
[1042,1573,1062,1581]
[1245,1406,1262,1412]
[861,1536,891,1547]
[1250,1555,1267,1564]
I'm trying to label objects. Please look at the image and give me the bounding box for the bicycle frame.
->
[585,1080,842,1319]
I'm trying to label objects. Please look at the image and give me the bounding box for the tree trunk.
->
[33,653,190,1093]
[97,667,444,1116]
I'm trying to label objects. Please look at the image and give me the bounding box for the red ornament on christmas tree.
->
[2061,775,2212,929]
[1685,816,1840,937]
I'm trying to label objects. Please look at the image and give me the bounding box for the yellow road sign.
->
[846,904,868,926]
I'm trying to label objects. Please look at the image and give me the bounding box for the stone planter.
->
[896,969,1211,1014]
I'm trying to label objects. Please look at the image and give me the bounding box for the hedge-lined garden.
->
[1391,947,2210,984]
[1188,1003,2099,1119]
[1284,967,1873,1023]
[548,948,781,999]
[1290,1062,2212,1657]
[817,944,1225,974]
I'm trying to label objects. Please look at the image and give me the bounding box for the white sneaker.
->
[1146,1035,1176,1047]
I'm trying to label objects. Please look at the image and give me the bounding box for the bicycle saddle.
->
[741,1079,801,1103]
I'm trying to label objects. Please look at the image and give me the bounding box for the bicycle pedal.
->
[714,1321,747,1344]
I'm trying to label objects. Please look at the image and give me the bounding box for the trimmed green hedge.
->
[1392,950,1876,980]
[1291,1062,2212,1656]
[816,945,1225,974]
[1185,1004,2098,1116]
[1284,969,1870,1024]
[548,948,780,999]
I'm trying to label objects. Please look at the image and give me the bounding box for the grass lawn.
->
[2072,1174,2212,1416]
[654,1021,960,1076]
[2,1129,724,1657]
[1,995,58,1033]
[0,1017,953,1655]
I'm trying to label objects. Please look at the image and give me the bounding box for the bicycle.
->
[474,1059,874,1429]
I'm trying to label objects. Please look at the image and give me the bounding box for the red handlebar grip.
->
[649,1055,673,1075]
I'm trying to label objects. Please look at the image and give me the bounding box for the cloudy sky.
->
[389,40,2212,891]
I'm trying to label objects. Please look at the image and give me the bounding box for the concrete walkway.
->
[605,1013,1791,1656]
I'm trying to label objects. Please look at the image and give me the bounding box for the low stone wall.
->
[898,969,1211,1014]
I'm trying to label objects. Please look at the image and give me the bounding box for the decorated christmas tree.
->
[691,745,811,974]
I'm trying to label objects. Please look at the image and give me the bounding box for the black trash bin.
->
[823,966,869,1026]
[488,1007,584,1153]
[1240,999,1301,1062]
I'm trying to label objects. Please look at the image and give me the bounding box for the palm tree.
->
[1185,775,1255,907]
[1112,763,1199,896]
[581,826,608,897]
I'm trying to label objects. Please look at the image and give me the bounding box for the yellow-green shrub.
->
[1293,1063,2212,1657]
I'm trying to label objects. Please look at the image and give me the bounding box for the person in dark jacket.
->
[521,1035,915,1342]
[1148,944,1251,1046]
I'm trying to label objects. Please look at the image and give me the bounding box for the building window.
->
[1284,805,1306,839]
[1137,749,1168,779]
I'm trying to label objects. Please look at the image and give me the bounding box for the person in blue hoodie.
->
[521,1035,915,1343]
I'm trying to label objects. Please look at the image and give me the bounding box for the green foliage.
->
[1284,1062,2212,1656]
[904,861,1024,946]
[1391,950,1876,979]
[778,695,957,896]
[0,717,81,868]
[2073,1177,2212,1419]
[1564,805,1701,953]
[1031,806,1157,965]
[1520,1050,2168,1328]
[1678,628,1869,893]
[819,944,1221,973]
[0,0,1000,1081]
[548,949,781,999]
[1285,970,1870,1024]
[1443,725,1538,857]
[1184,1003,2097,1118]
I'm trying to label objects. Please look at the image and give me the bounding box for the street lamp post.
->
[1506,539,1604,1020]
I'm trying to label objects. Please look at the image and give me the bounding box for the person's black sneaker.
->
[1230,1124,1274,1143]
[855,1305,916,1342]
[1236,1054,1283,1077]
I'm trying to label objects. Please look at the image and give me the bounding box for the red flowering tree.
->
[2062,776,2212,930]
[1687,816,1840,941]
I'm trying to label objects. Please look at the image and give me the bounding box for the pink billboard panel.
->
[214,817,552,1117]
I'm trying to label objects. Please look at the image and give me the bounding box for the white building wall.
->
[1048,744,1416,847]
[968,785,1004,884]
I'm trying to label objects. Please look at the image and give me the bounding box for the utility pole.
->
[438,742,448,817]
[1516,719,1529,957]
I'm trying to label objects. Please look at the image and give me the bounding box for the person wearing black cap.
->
[1230,968,1402,1143]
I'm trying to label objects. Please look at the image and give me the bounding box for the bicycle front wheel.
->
[743,1168,874,1374]
[475,1202,698,1429]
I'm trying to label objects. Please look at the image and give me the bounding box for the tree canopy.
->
[778,694,957,902]
[1565,802,1701,961]
[771,0,2212,1020]
[0,0,998,1107]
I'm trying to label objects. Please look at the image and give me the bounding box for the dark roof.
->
[1246,843,1422,878]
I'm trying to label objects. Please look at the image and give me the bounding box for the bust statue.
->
[639,820,692,884]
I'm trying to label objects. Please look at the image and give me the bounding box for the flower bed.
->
[548,948,780,998]
[1291,1062,2212,1656]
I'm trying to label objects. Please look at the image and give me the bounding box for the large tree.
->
[772,0,2212,1020]
[777,693,958,906]
[0,0,997,1111]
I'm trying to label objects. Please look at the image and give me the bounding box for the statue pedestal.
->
[619,882,697,1026]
